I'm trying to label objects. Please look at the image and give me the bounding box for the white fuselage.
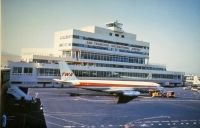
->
[70,80,160,91]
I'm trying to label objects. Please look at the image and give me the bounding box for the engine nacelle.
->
[123,90,140,96]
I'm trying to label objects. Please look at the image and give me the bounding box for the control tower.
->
[106,20,124,33]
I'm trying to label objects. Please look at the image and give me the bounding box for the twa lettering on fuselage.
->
[62,72,74,76]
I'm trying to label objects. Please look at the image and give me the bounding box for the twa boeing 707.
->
[54,62,162,103]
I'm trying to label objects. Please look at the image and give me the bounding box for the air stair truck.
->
[7,86,32,101]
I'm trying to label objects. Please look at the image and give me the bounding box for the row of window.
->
[12,67,33,74]
[95,63,166,71]
[32,57,165,71]
[109,32,124,38]
[59,43,71,47]
[73,70,181,79]
[11,67,181,80]
[33,59,58,64]
[60,35,72,40]
[60,34,149,49]
[73,70,148,78]
[72,43,148,55]
[152,74,181,79]
[12,67,60,76]
[80,51,145,64]
[37,68,60,76]
[184,76,200,81]
[184,76,194,80]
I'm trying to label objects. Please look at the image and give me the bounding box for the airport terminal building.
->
[8,21,184,87]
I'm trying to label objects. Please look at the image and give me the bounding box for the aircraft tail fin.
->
[59,61,78,81]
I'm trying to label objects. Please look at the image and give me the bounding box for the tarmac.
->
[28,87,200,128]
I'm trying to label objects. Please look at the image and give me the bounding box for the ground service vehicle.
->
[150,90,175,98]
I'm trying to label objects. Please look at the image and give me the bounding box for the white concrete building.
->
[184,75,200,86]
[9,21,184,87]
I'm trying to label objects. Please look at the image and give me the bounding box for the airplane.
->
[54,62,163,103]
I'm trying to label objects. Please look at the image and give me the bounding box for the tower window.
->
[109,33,112,36]
[115,34,119,37]
[121,35,124,38]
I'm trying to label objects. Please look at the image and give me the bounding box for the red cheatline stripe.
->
[74,82,156,88]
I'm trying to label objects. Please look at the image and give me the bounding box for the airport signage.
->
[86,41,141,52]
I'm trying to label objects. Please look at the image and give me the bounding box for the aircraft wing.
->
[53,79,71,83]
[53,79,64,83]
[53,79,75,87]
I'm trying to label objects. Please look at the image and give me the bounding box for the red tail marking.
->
[62,72,73,76]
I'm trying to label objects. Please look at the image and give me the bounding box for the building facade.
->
[9,21,184,87]
[184,75,200,86]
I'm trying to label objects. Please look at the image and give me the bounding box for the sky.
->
[1,0,200,75]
